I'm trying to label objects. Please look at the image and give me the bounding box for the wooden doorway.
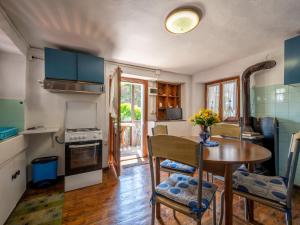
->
[120,77,148,167]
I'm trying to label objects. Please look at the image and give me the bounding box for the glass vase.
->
[199,125,210,144]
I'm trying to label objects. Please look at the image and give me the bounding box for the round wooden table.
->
[184,136,272,225]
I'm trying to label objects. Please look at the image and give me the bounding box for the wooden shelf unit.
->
[156,81,181,121]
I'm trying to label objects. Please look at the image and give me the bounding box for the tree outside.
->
[121,83,142,122]
[120,103,141,121]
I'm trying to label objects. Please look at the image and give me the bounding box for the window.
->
[205,76,240,121]
[207,84,220,114]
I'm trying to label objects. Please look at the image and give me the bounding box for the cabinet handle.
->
[11,173,17,180]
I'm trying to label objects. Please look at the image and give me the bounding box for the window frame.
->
[205,76,240,122]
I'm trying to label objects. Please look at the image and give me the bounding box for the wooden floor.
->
[61,163,300,225]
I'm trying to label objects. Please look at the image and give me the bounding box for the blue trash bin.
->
[32,156,58,187]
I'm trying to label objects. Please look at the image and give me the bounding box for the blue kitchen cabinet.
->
[284,35,300,85]
[45,48,77,81]
[77,53,104,83]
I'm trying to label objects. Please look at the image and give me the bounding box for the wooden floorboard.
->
[22,162,300,225]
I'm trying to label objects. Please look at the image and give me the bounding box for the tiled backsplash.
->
[0,99,24,131]
[252,84,300,184]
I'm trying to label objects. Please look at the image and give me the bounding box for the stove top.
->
[65,128,102,143]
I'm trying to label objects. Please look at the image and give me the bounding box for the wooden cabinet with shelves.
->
[156,81,181,121]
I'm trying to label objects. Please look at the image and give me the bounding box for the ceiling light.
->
[165,7,202,34]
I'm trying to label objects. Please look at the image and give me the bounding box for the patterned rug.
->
[5,191,63,225]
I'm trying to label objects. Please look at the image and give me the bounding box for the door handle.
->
[11,170,21,180]
[69,143,100,148]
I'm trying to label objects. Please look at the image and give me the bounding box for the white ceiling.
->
[0,28,21,54]
[1,0,300,74]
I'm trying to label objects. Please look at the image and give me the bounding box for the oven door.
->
[65,140,102,176]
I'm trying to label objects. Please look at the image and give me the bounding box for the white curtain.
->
[109,69,119,118]
[222,80,237,119]
[207,84,220,113]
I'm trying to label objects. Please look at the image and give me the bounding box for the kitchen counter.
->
[0,134,28,166]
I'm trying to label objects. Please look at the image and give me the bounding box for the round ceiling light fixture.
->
[165,7,202,34]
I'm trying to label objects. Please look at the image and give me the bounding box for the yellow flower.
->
[189,108,219,126]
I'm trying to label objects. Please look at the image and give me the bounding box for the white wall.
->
[190,83,205,135]
[25,48,193,177]
[192,46,284,86]
[0,51,26,99]
[0,6,28,55]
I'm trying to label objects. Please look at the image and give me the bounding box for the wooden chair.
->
[152,125,168,136]
[152,125,196,176]
[232,132,300,225]
[210,122,242,225]
[148,135,217,225]
[210,122,241,139]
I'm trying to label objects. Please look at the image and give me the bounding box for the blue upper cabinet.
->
[77,53,104,83]
[284,35,300,85]
[45,48,104,84]
[45,48,77,81]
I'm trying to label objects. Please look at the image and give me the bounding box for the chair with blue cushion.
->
[232,131,300,225]
[210,123,242,224]
[148,135,217,225]
[152,125,196,176]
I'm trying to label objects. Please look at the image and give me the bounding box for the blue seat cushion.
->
[233,169,287,204]
[155,173,217,213]
[160,159,196,174]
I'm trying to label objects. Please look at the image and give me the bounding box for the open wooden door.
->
[109,67,122,176]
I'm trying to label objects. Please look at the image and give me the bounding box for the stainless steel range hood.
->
[43,79,105,95]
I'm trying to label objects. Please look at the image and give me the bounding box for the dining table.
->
[181,136,272,225]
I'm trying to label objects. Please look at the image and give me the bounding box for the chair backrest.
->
[147,135,204,210]
[210,122,241,139]
[152,125,168,136]
[285,131,300,208]
[148,135,200,167]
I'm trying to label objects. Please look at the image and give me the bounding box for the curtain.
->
[109,68,120,118]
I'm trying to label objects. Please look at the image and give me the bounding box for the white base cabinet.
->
[0,151,26,225]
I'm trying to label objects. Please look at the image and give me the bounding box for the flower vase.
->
[199,125,210,144]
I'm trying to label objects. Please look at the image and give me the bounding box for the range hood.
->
[43,79,105,95]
